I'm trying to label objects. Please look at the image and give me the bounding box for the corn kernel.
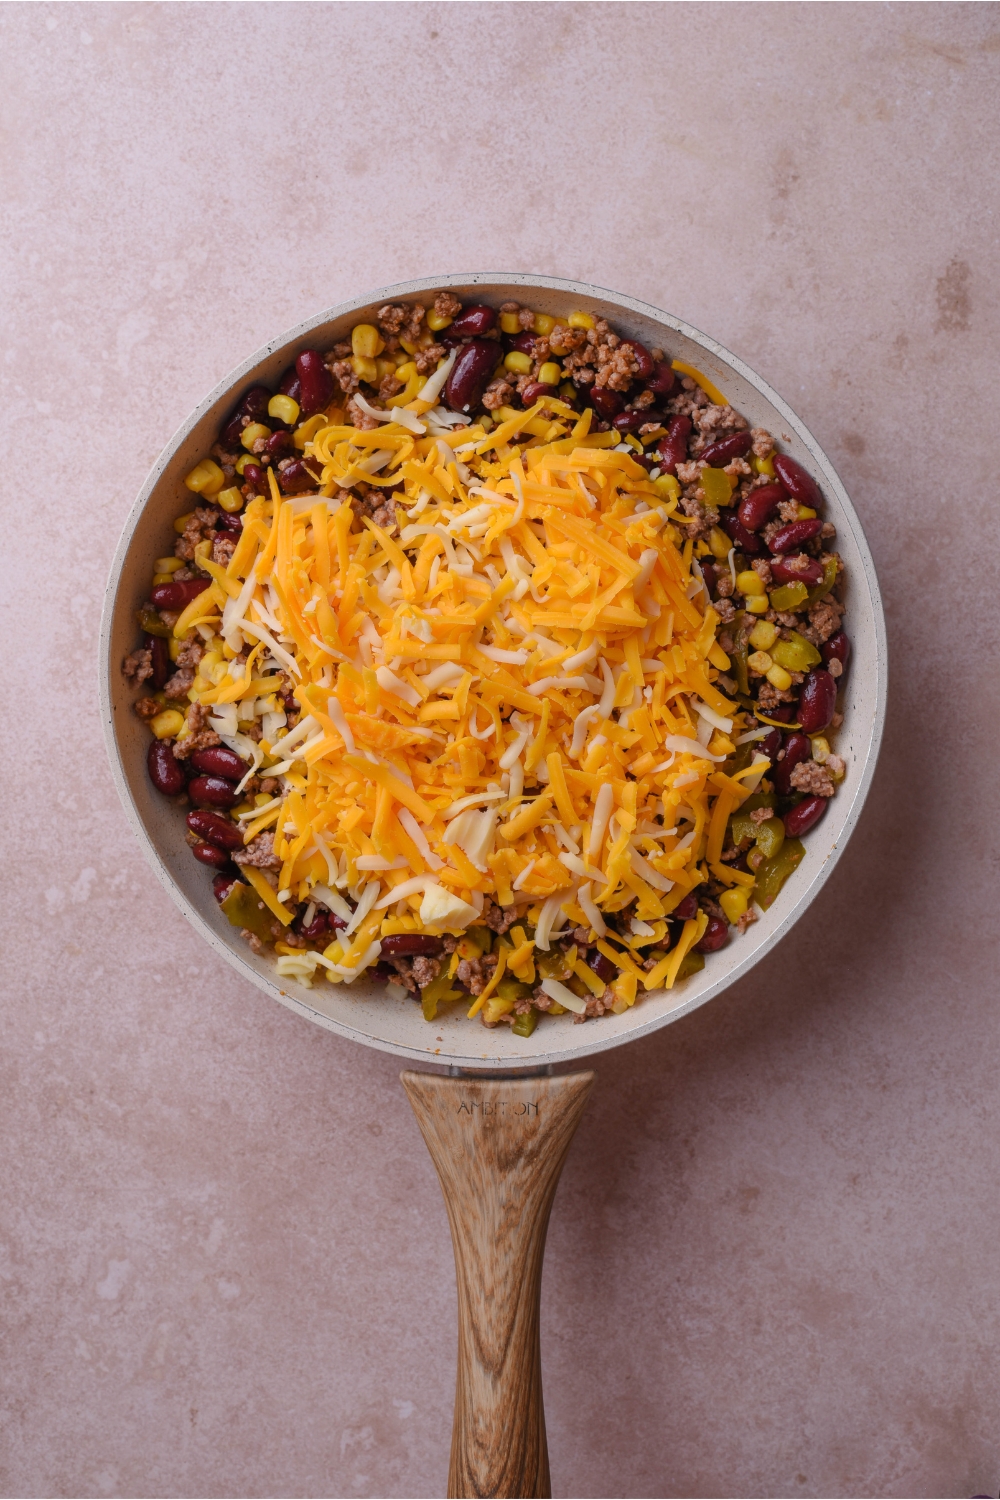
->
[533,313,556,335]
[749,620,779,651]
[240,422,270,451]
[268,393,300,426]
[653,473,680,502]
[753,454,775,476]
[797,505,817,519]
[559,381,576,401]
[351,354,378,384]
[375,357,397,380]
[719,887,750,924]
[293,413,328,450]
[568,311,595,329]
[499,311,521,334]
[766,663,793,691]
[351,323,385,358]
[745,595,769,614]
[708,527,730,560]
[504,350,532,375]
[168,636,183,663]
[151,572,173,585]
[695,539,711,557]
[154,555,183,574]
[193,538,212,565]
[537,361,561,386]
[810,736,831,763]
[425,308,453,332]
[748,650,773,674]
[216,485,243,513]
[150,708,185,740]
[184,459,225,496]
[736,569,764,596]
[234,453,256,475]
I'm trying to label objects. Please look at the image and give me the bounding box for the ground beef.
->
[386,957,418,994]
[749,806,774,825]
[757,681,796,712]
[803,596,845,644]
[456,954,498,996]
[376,303,425,343]
[434,291,462,319]
[234,830,281,870]
[574,986,615,1023]
[163,636,204,700]
[693,403,747,438]
[413,343,447,375]
[370,496,399,533]
[593,342,641,391]
[777,499,800,522]
[240,928,263,954]
[483,899,520,934]
[212,535,236,566]
[750,427,774,458]
[123,647,153,684]
[738,908,758,935]
[715,598,736,623]
[133,696,161,719]
[789,761,837,797]
[483,375,516,410]
[411,955,440,987]
[751,557,773,588]
[828,658,843,679]
[378,371,402,401]
[346,395,378,428]
[174,507,219,562]
[331,360,360,397]
[172,702,220,759]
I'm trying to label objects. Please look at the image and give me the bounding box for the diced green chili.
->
[771,631,821,674]
[137,607,172,638]
[754,837,805,909]
[675,949,705,983]
[221,881,274,942]
[730,617,750,695]
[420,969,463,1022]
[754,816,785,860]
[769,581,809,612]
[807,555,839,606]
[497,977,533,1003]
[511,1009,538,1038]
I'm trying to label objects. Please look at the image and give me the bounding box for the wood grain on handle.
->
[401,1069,594,1500]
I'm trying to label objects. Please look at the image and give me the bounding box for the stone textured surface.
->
[2,3,998,1496]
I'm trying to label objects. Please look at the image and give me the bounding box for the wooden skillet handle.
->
[401,1069,594,1500]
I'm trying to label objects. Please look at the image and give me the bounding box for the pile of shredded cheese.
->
[175,387,770,1005]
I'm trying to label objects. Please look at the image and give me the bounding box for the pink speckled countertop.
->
[3,4,999,1496]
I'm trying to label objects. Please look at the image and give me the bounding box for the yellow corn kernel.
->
[753,454,775,476]
[375,357,397,380]
[151,573,174,585]
[268,393,300,426]
[719,887,750,924]
[533,313,556,335]
[216,485,243,513]
[797,505,817,519]
[150,709,185,740]
[537,361,561,386]
[200,649,222,674]
[168,636,183,663]
[184,459,225,497]
[749,620,779,651]
[392,349,410,368]
[482,995,516,1026]
[154,555,183,574]
[351,323,385,358]
[222,640,238,659]
[708,527,731,560]
[748,650,773,674]
[653,474,681,502]
[559,381,576,402]
[500,311,521,334]
[425,308,453,332]
[193,538,212,565]
[504,350,532,375]
[240,422,270,451]
[234,453,257,475]
[766,663,793,691]
[736,569,764,597]
[810,736,831,764]
[745,595,769,615]
[293,413,328,449]
[568,310,595,329]
[351,354,378,384]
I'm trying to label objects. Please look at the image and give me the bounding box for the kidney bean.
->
[295,350,335,415]
[145,633,171,690]
[148,739,185,796]
[278,365,302,403]
[507,330,537,354]
[192,840,230,869]
[656,414,692,475]
[187,809,245,850]
[221,384,272,445]
[644,362,676,398]
[521,381,556,407]
[701,562,718,597]
[190,746,247,780]
[586,948,617,985]
[150,578,210,610]
[696,916,730,953]
[213,872,240,904]
[215,505,244,531]
[769,517,824,554]
[737,482,785,532]
[267,429,293,458]
[448,304,497,337]
[720,509,761,555]
[242,463,267,496]
[773,453,821,507]
[700,430,753,467]
[380,933,445,958]
[763,703,796,723]
[445,339,499,413]
[770,555,825,587]
[773,732,811,796]
[622,340,654,379]
[613,409,651,433]
[759,727,784,763]
[783,795,827,838]
[188,775,239,810]
[673,894,699,922]
[295,911,330,943]
[797,669,837,734]
[822,630,851,670]
[590,387,624,420]
[277,460,314,495]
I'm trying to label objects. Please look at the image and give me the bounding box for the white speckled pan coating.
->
[99,274,887,1072]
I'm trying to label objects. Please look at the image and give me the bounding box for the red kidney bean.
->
[187,809,245,850]
[783,795,827,838]
[797,669,837,734]
[145,633,171,690]
[737,482,785,532]
[150,578,210,610]
[192,840,230,869]
[213,872,240,904]
[700,430,753,467]
[278,365,302,402]
[720,509,761,555]
[673,894,699,922]
[277,460,314,495]
[822,630,851,669]
[380,934,445,958]
[622,340,654,379]
[215,506,244,531]
[445,339,499,413]
[770,555,825,587]
[507,331,537,354]
[221,384,272,445]
[769,517,823,554]
[586,948,617,984]
[188,774,239,809]
[613,409,651,432]
[148,739,185,796]
[266,429,293,457]
[191,745,247,780]
[242,463,267,496]
[696,916,730,953]
[644,362,676,397]
[773,732,811,796]
[295,911,330,942]
[700,562,718,597]
[773,453,821,507]
[448,304,496,337]
[590,387,624,420]
[759,727,784,763]
[521,381,556,407]
[295,350,335,415]
[763,703,796,723]
[656,414,692,474]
